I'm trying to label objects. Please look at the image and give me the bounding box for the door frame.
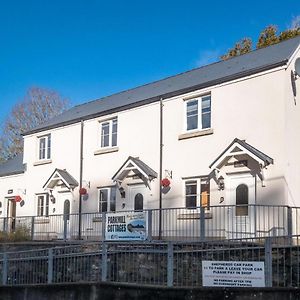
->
[128,184,148,211]
[6,197,17,232]
[225,173,256,238]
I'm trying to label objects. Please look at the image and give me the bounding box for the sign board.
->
[202,261,265,287]
[105,211,147,241]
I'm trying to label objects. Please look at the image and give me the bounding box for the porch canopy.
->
[43,168,79,190]
[112,156,157,187]
[209,138,273,187]
[209,138,273,170]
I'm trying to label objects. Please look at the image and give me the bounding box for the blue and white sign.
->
[105,211,147,241]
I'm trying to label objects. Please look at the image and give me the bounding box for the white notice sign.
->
[202,261,265,287]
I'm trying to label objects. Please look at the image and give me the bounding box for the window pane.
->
[39,138,46,160]
[110,187,116,212]
[134,193,143,211]
[45,195,49,217]
[187,100,198,130]
[101,123,110,147]
[112,118,118,147]
[201,180,210,209]
[236,184,248,216]
[202,96,211,129]
[99,189,108,213]
[47,135,51,159]
[186,181,197,208]
[38,196,44,216]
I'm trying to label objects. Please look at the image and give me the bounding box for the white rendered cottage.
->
[1,36,300,240]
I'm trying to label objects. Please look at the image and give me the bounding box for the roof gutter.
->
[0,170,25,178]
[23,60,288,136]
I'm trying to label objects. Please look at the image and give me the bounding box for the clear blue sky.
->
[0,0,299,125]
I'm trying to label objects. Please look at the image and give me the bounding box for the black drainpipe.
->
[78,119,84,239]
[158,98,163,239]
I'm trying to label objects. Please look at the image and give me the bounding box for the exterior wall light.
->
[218,176,225,191]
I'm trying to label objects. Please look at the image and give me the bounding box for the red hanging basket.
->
[79,187,87,195]
[161,178,171,187]
[14,195,22,202]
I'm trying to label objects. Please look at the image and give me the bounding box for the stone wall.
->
[0,283,300,300]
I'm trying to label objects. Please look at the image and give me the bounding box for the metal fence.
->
[0,236,300,287]
[2,204,300,241]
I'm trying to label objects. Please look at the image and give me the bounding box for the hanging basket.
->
[14,195,22,202]
[79,187,87,195]
[161,178,171,187]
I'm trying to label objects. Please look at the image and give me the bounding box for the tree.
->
[221,23,300,60]
[0,87,70,161]
[256,25,279,49]
[220,38,252,60]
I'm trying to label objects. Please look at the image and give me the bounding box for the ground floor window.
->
[37,194,49,217]
[185,178,210,209]
[98,186,116,213]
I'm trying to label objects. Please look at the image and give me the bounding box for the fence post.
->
[147,210,152,241]
[264,237,272,287]
[48,248,54,284]
[3,218,7,233]
[200,206,205,241]
[2,253,7,285]
[101,242,108,282]
[287,207,293,240]
[101,212,106,241]
[167,242,174,287]
[31,216,35,240]
[63,217,67,241]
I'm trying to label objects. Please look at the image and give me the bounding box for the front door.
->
[129,185,147,211]
[7,199,16,232]
[227,174,256,238]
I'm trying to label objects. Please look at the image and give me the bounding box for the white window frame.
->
[98,186,116,213]
[37,194,49,217]
[99,117,118,149]
[184,178,210,210]
[185,94,211,132]
[38,134,51,161]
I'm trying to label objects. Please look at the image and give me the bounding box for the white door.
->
[128,185,147,211]
[227,174,256,239]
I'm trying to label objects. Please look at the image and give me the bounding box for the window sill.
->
[178,128,213,140]
[177,212,212,220]
[92,216,103,222]
[34,217,50,224]
[33,159,52,166]
[94,147,119,156]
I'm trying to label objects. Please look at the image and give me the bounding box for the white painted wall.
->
[1,53,299,221]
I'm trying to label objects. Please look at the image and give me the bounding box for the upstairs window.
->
[39,134,51,160]
[186,95,211,131]
[100,117,118,148]
[99,187,116,213]
[37,194,49,217]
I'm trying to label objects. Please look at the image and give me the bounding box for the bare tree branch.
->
[0,87,70,161]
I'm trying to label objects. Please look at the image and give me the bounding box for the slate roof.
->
[112,156,157,181]
[209,138,274,169]
[24,36,300,136]
[43,168,79,189]
[0,154,26,177]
